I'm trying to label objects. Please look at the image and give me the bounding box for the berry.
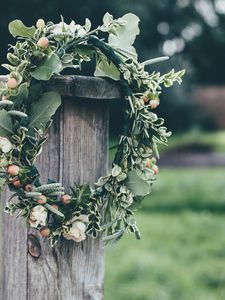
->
[151,165,159,175]
[146,160,151,168]
[40,227,50,237]
[37,195,47,204]
[24,184,33,192]
[143,96,149,103]
[61,194,71,205]
[7,78,18,89]
[51,204,59,210]
[36,19,45,29]
[149,100,159,109]
[7,165,20,176]
[37,37,49,48]
[12,180,21,188]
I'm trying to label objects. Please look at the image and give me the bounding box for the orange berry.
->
[146,160,151,168]
[149,100,159,109]
[37,195,47,204]
[7,78,18,89]
[151,165,159,175]
[24,184,33,192]
[37,37,49,48]
[12,180,21,188]
[36,19,45,29]
[40,227,50,237]
[61,194,71,205]
[7,165,20,176]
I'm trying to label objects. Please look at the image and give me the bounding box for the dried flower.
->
[28,205,47,228]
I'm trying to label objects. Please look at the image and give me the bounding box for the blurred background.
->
[1,1,225,299]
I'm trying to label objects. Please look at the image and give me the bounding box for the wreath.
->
[0,13,184,246]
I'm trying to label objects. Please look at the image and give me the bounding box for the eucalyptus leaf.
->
[0,109,13,136]
[31,53,62,80]
[28,91,61,133]
[9,20,36,38]
[125,170,150,196]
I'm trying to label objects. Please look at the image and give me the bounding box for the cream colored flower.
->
[0,137,12,153]
[63,217,88,242]
[28,205,47,228]
[51,21,87,37]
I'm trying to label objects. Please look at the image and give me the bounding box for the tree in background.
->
[1,0,224,132]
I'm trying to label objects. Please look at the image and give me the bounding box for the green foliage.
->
[125,170,150,196]
[0,109,13,136]
[28,91,61,133]
[31,53,62,80]
[9,20,36,38]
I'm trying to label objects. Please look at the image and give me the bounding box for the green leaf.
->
[108,13,140,60]
[28,91,61,133]
[31,53,62,81]
[94,55,120,80]
[0,109,13,136]
[10,83,29,109]
[9,20,36,38]
[125,170,150,197]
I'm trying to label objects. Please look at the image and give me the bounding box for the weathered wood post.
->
[0,75,121,300]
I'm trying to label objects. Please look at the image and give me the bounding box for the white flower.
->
[51,21,87,37]
[0,137,12,153]
[63,215,88,242]
[28,205,48,228]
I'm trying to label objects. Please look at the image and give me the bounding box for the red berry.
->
[37,195,47,204]
[7,78,18,89]
[152,165,159,175]
[37,37,49,48]
[24,184,33,192]
[36,19,45,29]
[7,165,20,176]
[40,227,50,237]
[61,194,71,205]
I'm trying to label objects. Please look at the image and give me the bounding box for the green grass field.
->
[105,168,225,300]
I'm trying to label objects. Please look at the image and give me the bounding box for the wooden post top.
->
[0,75,122,100]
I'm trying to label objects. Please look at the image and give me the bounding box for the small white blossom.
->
[51,21,87,37]
[0,137,12,153]
[28,205,47,228]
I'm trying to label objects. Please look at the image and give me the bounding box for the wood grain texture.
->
[0,76,112,299]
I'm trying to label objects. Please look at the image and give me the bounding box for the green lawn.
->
[105,168,225,300]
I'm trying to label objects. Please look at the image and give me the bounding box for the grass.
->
[105,168,225,300]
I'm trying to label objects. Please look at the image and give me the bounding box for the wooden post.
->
[0,75,121,300]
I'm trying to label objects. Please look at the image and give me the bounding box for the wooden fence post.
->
[0,75,121,300]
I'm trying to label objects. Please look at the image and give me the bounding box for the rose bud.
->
[7,165,20,176]
[61,194,71,205]
[7,78,18,89]
[37,37,49,48]
[40,227,50,237]
[37,195,47,205]
[36,19,45,29]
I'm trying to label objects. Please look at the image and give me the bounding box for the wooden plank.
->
[0,75,122,100]
[27,98,108,299]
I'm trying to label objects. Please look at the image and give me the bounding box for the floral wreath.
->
[0,13,184,246]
